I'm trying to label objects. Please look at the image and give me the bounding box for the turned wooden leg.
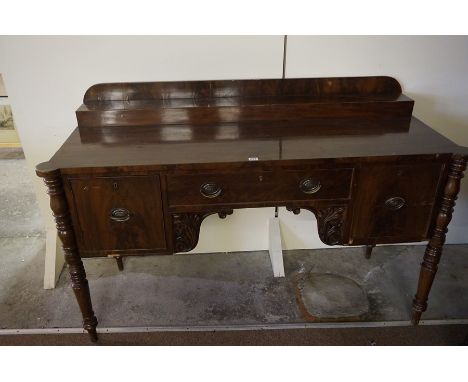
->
[37,166,98,342]
[412,155,466,325]
[115,256,124,271]
[365,244,375,259]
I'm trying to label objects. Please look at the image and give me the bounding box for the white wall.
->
[0,36,467,285]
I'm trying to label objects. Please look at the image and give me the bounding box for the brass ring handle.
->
[200,182,222,198]
[109,207,131,222]
[384,197,406,211]
[299,178,321,194]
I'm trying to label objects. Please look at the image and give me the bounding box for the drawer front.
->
[167,168,353,207]
[351,163,443,243]
[69,175,166,252]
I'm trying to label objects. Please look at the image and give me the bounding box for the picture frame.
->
[0,103,15,130]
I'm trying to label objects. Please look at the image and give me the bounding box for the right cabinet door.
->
[350,162,444,244]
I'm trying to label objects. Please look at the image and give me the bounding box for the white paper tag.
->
[248,157,259,161]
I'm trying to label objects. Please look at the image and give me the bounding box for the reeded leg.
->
[68,255,98,341]
[412,155,466,325]
[115,256,124,271]
[37,166,98,341]
[365,245,375,259]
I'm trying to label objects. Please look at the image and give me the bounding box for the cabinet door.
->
[69,175,166,253]
[351,163,443,244]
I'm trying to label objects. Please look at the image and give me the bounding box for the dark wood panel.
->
[77,119,415,144]
[77,77,412,131]
[77,98,413,129]
[68,175,167,252]
[350,163,444,244]
[167,168,353,207]
[83,77,403,103]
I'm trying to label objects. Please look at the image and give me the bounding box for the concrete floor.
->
[1,150,468,331]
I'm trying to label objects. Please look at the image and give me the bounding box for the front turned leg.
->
[412,155,466,324]
[67,255,99,341]
[37,166,98,342]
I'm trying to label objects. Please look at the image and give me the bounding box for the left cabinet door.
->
[68,175,167,253]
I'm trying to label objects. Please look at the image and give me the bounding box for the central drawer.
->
[167,168,353,207]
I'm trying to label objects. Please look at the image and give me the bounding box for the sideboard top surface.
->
[46,117,462,171]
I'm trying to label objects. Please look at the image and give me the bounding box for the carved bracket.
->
[172,209,233,253]
[286,205,347,245]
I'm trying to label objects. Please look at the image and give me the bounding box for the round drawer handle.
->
[384,197,406,211]
[200,182,222,198]
[109,207,131,222]
[299,178,321,194]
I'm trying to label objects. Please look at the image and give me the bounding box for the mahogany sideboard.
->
[36,77,467,341]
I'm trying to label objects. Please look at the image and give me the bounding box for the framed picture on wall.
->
[0,103,15,130]
[0,74,7,97]
[0,74,20,146]
[0,73,15,130]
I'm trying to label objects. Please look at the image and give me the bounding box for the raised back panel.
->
[83,76,402,103]
[76,76,413,131]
